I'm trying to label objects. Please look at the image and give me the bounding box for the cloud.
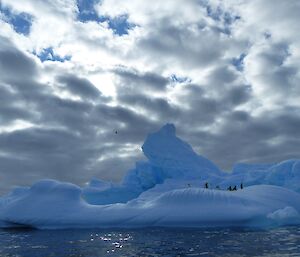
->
[244,40,300,105]
[113,67,169,93]
[56,74,106,101]
[180,108,300,170]
[0,36,37,82]
[0,0,300,195]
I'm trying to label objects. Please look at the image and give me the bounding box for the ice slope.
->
[217,163,272,188]
[232,163,274,174]
[264,160,300,192]
[81,178,141,205]
[0,180,300,229]
[81,161,166,205]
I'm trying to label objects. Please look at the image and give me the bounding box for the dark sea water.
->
[1,226,300,257]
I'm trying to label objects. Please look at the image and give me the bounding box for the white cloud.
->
[96,0,208,25]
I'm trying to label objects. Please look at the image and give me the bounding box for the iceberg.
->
[0,123,300,229]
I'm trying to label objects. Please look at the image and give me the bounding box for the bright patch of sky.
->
[0,4,32,35]
[231,53,246,72]
[77,0,135,36]
[170,74,192,84]
[35,48,71,63]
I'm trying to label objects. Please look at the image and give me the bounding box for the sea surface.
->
[0,226,300,257]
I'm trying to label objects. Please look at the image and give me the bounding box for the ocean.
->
[1,226,300,256]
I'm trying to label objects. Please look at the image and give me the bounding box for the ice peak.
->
[142,123,221,178]
[158,123,176,136]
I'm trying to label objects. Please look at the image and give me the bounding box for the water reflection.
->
[0,226,300,257]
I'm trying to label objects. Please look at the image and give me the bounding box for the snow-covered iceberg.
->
[1,123,300,229]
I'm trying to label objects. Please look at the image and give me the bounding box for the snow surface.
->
[1,123,300,229]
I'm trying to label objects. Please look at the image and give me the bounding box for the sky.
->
[0,0,300,194]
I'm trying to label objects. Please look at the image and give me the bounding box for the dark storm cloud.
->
[180,108,300,170]
[225,86,252,106]
[0,127,102,188]
[35,96,94,133]
[113,67,169,92]
[173,82,252,127]
[244,41,300,100]
[56,74,106,101]
[0,105,33,124]
[0,110,148,194]
[0,36,37,82]
[261,43,290,66]
[0,37,160,194]
[117,93,180,120]
[112,67,181,123]
[206,65,238,86]
[111,68,254,165]
[0,40,162,194]
[136,20,227,68]
[0,98,162,194]
[114,64,251,130]
[0,37,46,99]
[230,110,250,122]
[0,37,41,126]
[0,85,35,123]
[94,104,159,141]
